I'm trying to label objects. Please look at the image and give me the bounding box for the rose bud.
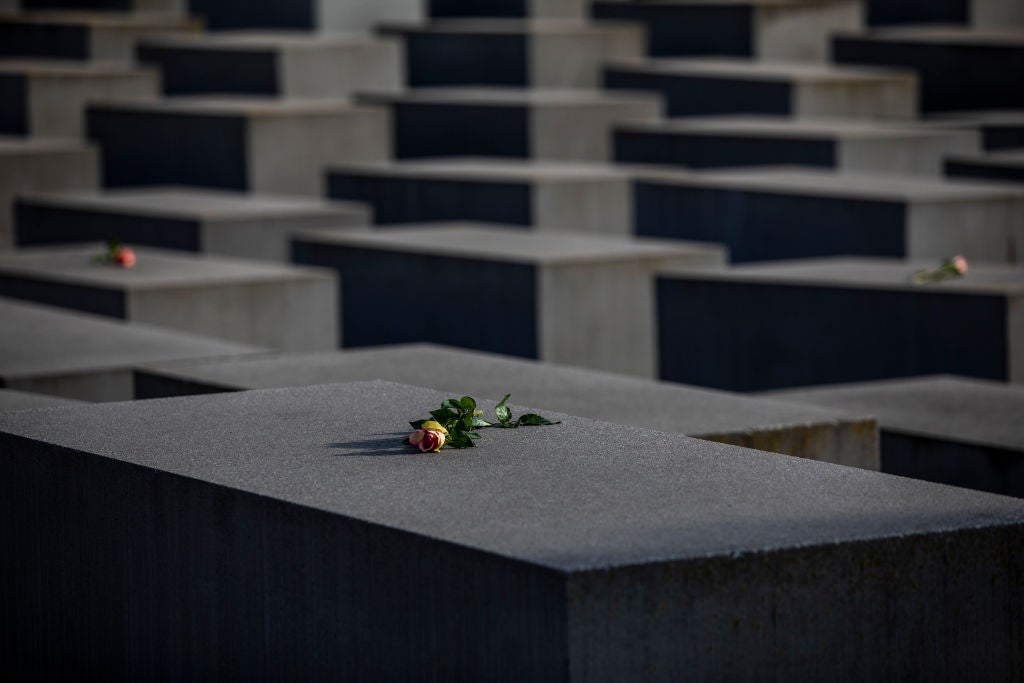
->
[114,246,136,268]
[951,255,968,276]
[411,420,448,452]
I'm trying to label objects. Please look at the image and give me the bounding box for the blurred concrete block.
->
[186,0,425,31]
[429,0,584,18]
[865,0,1024,29]
[946,150,1024,185]
[0,388,84,410]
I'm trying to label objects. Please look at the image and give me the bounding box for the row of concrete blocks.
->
[1,374,1022,679]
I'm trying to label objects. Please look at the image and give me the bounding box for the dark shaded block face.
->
[187,0,315,30]
[833,38,1024,112]
[604,70,792,117]
[865,0,968,26]
[656,279,1008,390]
[327,173,532,225]
[0,75,27,136]
[404,32,528,87]
[614,130,836,170]
[137,45,280,96]
[634,183,906,263]
[984,125,1024,150]
[23,0,131,7]
[0,20,89,60]
[429,0,529,18]
[87,109,248,190]
[392,103,530,158]
[14,202,202,251]
[133,370,232,400]
[0,274,126,319]
[292,241,538,358]
[592,3,753,57]
[946,159,1024,184]
[882,431,1024,498]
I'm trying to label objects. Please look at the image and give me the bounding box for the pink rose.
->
[951,255,968,276]
[114,246,136,268]
[408,420,448,452]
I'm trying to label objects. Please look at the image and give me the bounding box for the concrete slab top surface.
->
[617,116,972,141]
[329,158,631,182]
[378,18,641,35]
[2,379,1020,572]
[88,96,375,117]
[0,244,337,289]
[0,136,94,155]
[19,186,368,221]
[137,29,386,50]
[0,297,261,379]
[0,59,158,78]
[0,388,85,411]
[764,375,1024,452]
[661,256,1024,296]
[296,223,725,265]
[639,166,1024,202]
[605,57,915,83]
[0,10,196,29]
[357,87,662,107]
[140,343,872,436]
[838,26,1024,47]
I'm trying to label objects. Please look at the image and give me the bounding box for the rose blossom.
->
[114,246,136,268]
[951,255,968,276]
[408,420,448,452]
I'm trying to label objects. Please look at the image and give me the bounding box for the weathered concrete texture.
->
[0,59,159,137]
[1,380,1021,680]
[292,223,724,377]
[0,136,98,250]
[357,87,661,161]
[0,388,84,411]
[188,0,425,31]
[946,150,1024,185]
[137,31,403,97]
[766,375,1024,497]
[833,27,1024,112]
[327,159,631,235]
[0,244,339,350]
[865,0,1024,29]
[593,0,862,60]
[14,186,371,261]
[86,97,390,194]
[616,116,979,175]
[0,10,199,61]
[604,57,917,119]
[0,297,261,401]
[380,18,643,88]
[633,166,1024,263]
[657,257,1024,390]
[135,343,878,468]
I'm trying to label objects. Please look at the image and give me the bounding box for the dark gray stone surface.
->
[135,343,879,467]
[1,379,1022,679]
[0,388,84,411]
[947,150,1024,185]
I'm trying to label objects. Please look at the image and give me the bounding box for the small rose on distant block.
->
[95,240,136,268]
[403,394,559,452]
[911,255,967,285]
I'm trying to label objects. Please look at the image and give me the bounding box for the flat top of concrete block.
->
[0,135,95,156]
[0,388,85,411]
[328,158,630,182]
[0,244,336,290]
[764,376,1024,451]
[18,186,367,221]
[357,87,662,107]
[379,18,641,36]
[140,343,872,436]
[605,57,915,84]
[138,29,386,50]
[0,10,196,29]
[838,26,1024,47]
[296,223,725,265]
[0,297,261,379]
[618,116,972,142]
[2,379,1020,572]
[638,166,1024,202]
[661,256,1024,296]
[0,58,157,78]
[89,96,375,117]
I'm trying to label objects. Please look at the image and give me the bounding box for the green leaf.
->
[430,408,457,423]
[441,399,461,412]
[409,419,426,430]
[461,413,474,430]
[471,417,492,428]
[459,396,476,413]
[467,431,481,439]
[516,414,560,427]
[448,432,476,449]
[495,393,512,427]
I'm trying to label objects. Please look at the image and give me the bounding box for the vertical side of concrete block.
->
[203,212,369,262]
[6,369,134,402]
[30,72,160,138]
[317,0,425,30]
[0,74,27,135]
[839,132,979,175]
[907,199,1021,263]
[534,179,631,236]
[756,0,861,62]
[1009,296,1024,382]
[697,418,880,470]
[795,79,917,119]
[531,0,585,18]
[532,100,659,161]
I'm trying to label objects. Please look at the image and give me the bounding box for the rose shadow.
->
[324,432,412,457]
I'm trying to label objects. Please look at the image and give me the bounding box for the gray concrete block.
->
[616,116,980,175]
[946,150,1024,185]
[634,167,1024,263]
[0,244,339,350]
[15,1,184,10]
[0,387,84,411]
[923,110,1024,150]
[429,0,584,18]
[594,0,862,60]
[135,343,878,468]
[137,31,403,97]
[292,223,724,377]
[0,59,159,137]
[0,9,199,62]
[657,257,1024,390]
[189,0,425,31]
[1,379,1021,679]
[87,97,390,194]
[866,0,1024,29]
[357,87,661,161]
[327,159,631,234]
[380,18,643,88]
[766,375,1024,497]
[14,186,371,262]
[0,296,261,401]
[834,27,1024,113]
[0,136,98,250]
[604,57,918,119]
